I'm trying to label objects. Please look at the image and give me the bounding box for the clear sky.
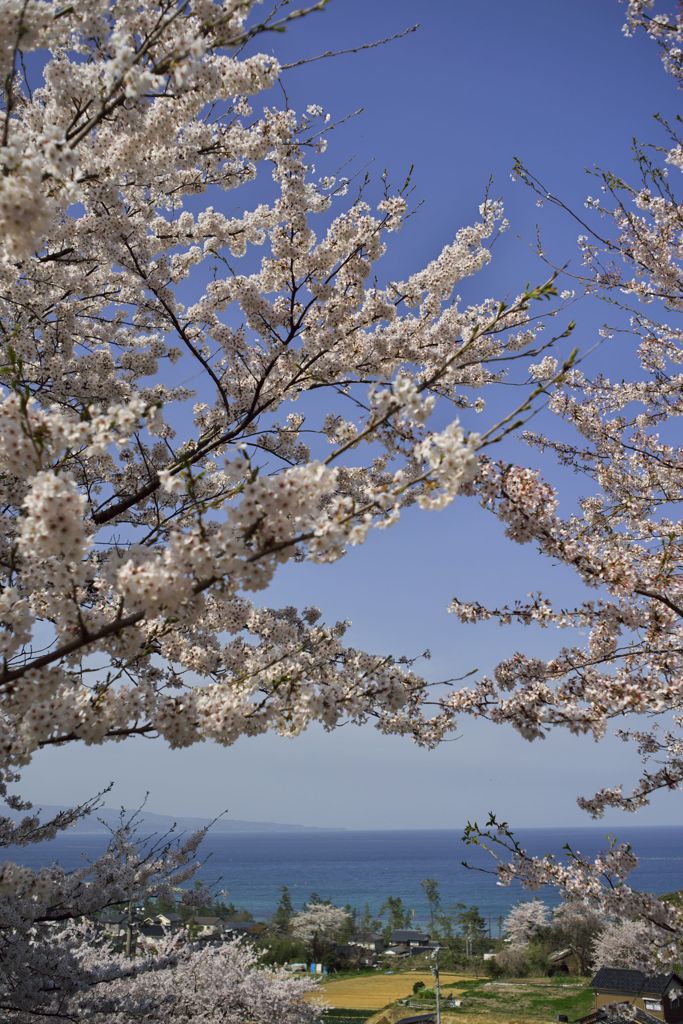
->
[23,0,683,830]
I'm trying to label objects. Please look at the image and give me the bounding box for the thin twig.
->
[282,23,419,70]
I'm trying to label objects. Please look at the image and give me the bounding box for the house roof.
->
[391,929,430,943]
[140,924,165,937]
[353,930,383,943]
[550,947,574,963]
[591,968,682,997]
[578,1003,666,1024]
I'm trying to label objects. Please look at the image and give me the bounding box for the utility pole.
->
[431,946,441,1024]
[125,899,136,959]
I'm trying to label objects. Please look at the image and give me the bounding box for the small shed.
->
[549,947,582,975]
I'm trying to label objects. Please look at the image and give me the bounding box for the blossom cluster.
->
[0,0,568,782]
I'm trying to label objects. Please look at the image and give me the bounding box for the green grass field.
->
[441,976,594,1021]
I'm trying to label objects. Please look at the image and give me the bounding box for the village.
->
[89,898,683,1024]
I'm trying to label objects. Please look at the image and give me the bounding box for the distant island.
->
[15,805,342,836]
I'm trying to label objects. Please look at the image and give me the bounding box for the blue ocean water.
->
[6,826,683,926]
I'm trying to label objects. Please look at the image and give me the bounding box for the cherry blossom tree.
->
[74,936,320,1023]
[449,0,681,816]
[0,0,570,786]
[592,918,661,973]
[499,900,602,975]
[4,919,319,1023]
[0,806,227,1020]
[291,903,351,962]
[503,900,549,947]
[0,0,575,1015]
[449,0,683,965]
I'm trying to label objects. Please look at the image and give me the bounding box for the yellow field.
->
[309,971,475,1010]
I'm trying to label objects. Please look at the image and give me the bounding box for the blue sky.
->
[24,0,683,829]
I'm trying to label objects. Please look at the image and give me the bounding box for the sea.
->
[6,826,683,928]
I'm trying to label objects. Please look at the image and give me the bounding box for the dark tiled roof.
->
[391,929,430,943]
[578,1003,666,1024]
[591,968,681,997]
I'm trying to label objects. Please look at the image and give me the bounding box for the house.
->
[591,968,683,1022]
[138,923,166,949]
[349,931,385,954]
[390,930,431,947]
[335,943,368,967]
[384,945,412,958]
[578,1004,666,1024]
[187,916,226,937]
[95,908,127,936]
[155,912,183,930]
[386,930,433,956]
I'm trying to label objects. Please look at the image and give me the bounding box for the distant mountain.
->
[11,805,339,836]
